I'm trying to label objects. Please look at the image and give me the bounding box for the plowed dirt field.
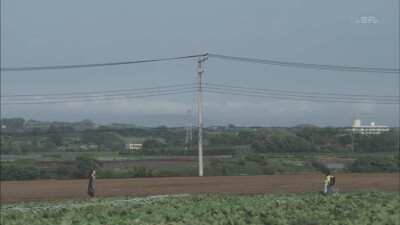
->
[1,173,398,203]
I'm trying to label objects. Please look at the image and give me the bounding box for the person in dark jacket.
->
[88,169,96,198]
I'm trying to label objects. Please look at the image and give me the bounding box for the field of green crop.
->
[1,190,398,225]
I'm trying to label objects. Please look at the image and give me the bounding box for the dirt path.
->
[1,173,398,203]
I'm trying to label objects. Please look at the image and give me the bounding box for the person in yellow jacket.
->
[324,171,333,195]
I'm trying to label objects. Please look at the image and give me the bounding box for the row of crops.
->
[1,190,399,225]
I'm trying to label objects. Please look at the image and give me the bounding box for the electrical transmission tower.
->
[185,109,193,150]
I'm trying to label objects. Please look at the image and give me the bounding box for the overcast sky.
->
[1,0,399,127]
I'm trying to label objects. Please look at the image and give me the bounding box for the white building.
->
[124,143,142,150]
[351,119,389,135]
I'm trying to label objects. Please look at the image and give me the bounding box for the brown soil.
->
[1,173,398,203]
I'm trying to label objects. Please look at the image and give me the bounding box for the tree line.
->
[1,118,398,154]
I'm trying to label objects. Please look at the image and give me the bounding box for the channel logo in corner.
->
[351,16,379,24]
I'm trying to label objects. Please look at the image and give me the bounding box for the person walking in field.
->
[88,169,96,198]
[324,171,335,195]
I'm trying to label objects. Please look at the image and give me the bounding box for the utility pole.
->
[198,54,208,177]
[185,109,193,151]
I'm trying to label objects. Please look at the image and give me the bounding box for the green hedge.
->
[1,163,40,180]
[347,155,398,173]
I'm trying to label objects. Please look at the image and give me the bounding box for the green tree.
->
[163,131,185,146]
[348,155,398,173]
[1,118,25,128]
[142,139,164,149]
[252,132,315,153]
[238,131,254,145]
[56,166,70,177]
[73,155,103,178]
[250,140,264,153]
[1,163,39,180]
[82,132,124,150]
[309,157,329,173]
[209,133,240,146]
[49,124,74,132]
[48,134,63,146]
[80,119,94,128]
[296,127,342,146]
[129,166,153,177]
[0,137,13,154]
[337,134,352,146]
[355,131,397,152]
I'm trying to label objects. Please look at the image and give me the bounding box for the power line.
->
[1,87,197,102]
[3,83,396,104]
[204,89,399,105]
[204,83,398,98]
[1,90,195,105]
[2,83,196,97]
[3,81,395,100]
[209,54,400,74]
[1,126,198,136]
[203,86,398,102]
[1,54,206,72]
[2,53,399,74]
